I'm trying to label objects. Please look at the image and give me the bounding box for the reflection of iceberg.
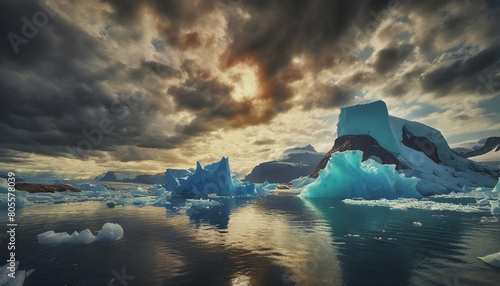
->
[303,198,474,286]
[300,151,420,199]
[164,157,256,196]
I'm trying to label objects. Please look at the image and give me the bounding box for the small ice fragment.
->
[96,223,124,241]
[413,221,422,227]
[477,198,489,205]
[185,199,221,208]
[106,201,116,208]
[480,216,499,223]
[478,252,500,268]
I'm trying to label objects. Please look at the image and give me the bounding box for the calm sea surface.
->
[1,195,499,285]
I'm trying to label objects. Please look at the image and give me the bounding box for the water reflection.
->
[186,196,342,285]
[183,197,254,229]
[2,196,499,285]
[302,198,494,286]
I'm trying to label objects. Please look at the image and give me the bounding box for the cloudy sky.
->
[1,0,499,179]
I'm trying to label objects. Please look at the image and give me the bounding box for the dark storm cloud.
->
[102,0,216,45]
[386,83,407,97]
[304,85,357,110]
[1,0,500,164]
[373,44,414,74]
[0,0,178,162]
[421,43,500,96]
[253,139,276,146]
[168,76,253,135]
[137,60,182,79]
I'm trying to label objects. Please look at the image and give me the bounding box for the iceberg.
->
[300,151,421,199]
[478,252,500,268]
[321,100,498,195]
[164,157,256,196]
[38,222,123,245]
[130,186,150,197]
[0,179,29,209]
[0,261,34,286]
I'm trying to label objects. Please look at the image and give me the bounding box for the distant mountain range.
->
[244,144,324,183]
[452,137,500,159]
[452,137,500,171]
[95,171,164,185]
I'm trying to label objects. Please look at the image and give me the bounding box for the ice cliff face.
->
[314,100,498,195]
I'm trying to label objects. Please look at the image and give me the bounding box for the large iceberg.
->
[300,151,421,199]
[333,100,498,194]
[164,157,256,196]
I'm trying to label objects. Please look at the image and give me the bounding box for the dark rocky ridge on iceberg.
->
[309,135,404,178]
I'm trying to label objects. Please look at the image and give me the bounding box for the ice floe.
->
[38,223,124,245]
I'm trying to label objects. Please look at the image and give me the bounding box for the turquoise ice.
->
[300,150,421,199]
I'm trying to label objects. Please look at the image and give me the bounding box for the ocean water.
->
[1,195,499,286]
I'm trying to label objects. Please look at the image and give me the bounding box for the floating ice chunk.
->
[96,223,124,241]
[413,221,422,227]
[106,201,116,208]
[152,185,168,196]
[300,151,421,199]
[132,197,149,205]
[73,183,111,193]
[290,177,315,189]
[38,223,123,245]
[0,192,29,210]
[0,261,26,286]
[148,195,171,207]
[491,201,500,215]
[494,178,500,193]
[477,198,490,205]
[68,229,97,244]
[255,180,277,194]
[342,198,485,213]
[478,252,500,268]
[185,199,221,208]
[130,187,149,197]
[480,216,499,223]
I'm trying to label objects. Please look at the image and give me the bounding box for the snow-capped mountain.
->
[452,137,500,159]
[453,137,500,162]
[95,171,164,184]
[244,145,324,183]
[452,137,500,171]
[310,100,498,195]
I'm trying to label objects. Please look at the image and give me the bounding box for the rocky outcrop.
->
[245,145,324,183]
[454,137,500,158]
[309,135,404,178]
[16,183,81,193]
[402,126,441,164]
